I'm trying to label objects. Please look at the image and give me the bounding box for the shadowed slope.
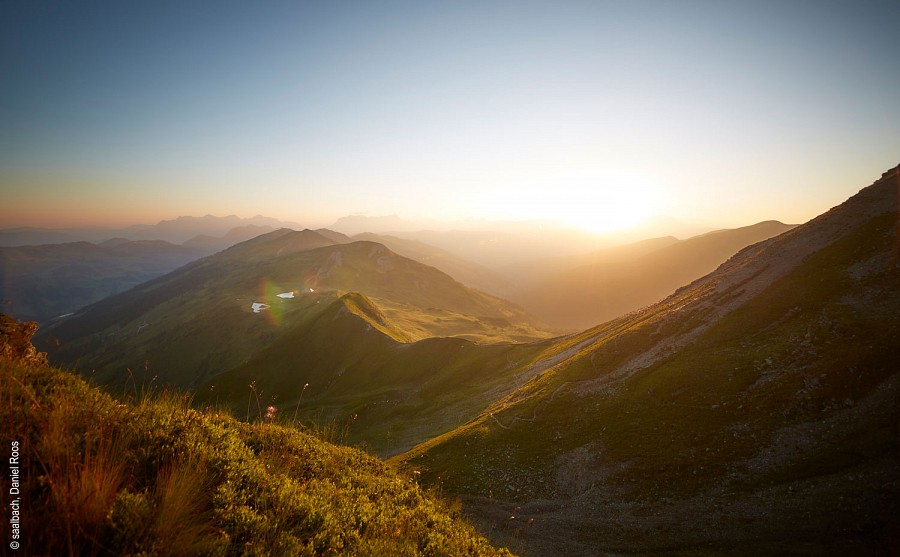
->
[0,240,205,323]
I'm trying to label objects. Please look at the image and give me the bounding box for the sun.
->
[485,169,663,234]
[556,170,661,233]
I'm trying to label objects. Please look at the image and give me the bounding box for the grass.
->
[192,295,553,456]
[1,353,514,556]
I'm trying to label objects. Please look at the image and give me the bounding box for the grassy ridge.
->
[195,293,552,456]
[1,355,512,556]
[40,235,549,391]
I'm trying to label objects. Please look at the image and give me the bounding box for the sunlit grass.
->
[2,356,514,555]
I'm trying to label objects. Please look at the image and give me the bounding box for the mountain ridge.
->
[0,214,304,247]
[38,231,552,393]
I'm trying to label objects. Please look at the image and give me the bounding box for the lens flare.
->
[255,278,287,327]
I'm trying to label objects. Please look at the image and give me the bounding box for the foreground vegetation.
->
[1,317,511,556]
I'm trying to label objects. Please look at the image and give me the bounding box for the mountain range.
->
[329,213,714,247]
[0,214,300,247]
[25,164,900,554]
[350,232,515,303]
[0,224,302,324]
[37,230,554,453]
[3,212,781,335]
[0,239,204,323]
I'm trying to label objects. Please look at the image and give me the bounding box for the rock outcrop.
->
[0,313,48,367]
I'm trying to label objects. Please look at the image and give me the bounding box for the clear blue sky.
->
[2,0,898,232]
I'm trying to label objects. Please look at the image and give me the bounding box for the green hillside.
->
[193,293,553,455]
[39,230,549,386]
[36,230,554,456]
[1,314,512,556]
[395,170,900,555]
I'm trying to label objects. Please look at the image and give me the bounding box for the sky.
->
[1,0,899,233]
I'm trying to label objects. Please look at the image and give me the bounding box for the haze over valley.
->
[2,1,899,555]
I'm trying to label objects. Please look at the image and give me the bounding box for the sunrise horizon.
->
[0,202,804,239]
[2,2,898,237]
[0,161,883,235]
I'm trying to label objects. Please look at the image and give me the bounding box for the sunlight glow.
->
[483,169,664,234]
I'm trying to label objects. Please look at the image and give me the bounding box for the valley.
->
[0,239,205,322]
